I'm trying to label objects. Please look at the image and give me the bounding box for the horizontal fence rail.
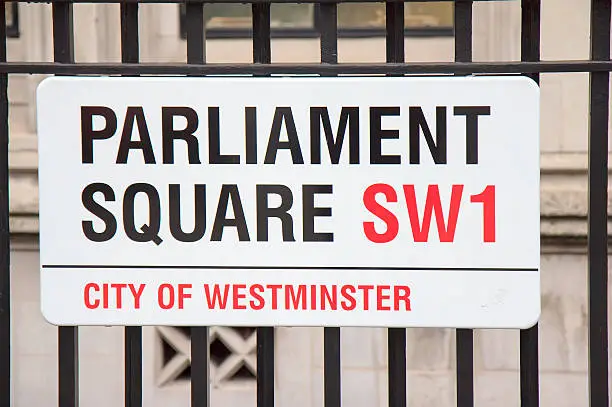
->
[0,0,610,407]
[1,61,612,74]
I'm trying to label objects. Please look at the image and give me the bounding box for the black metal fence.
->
[0,0,609,406]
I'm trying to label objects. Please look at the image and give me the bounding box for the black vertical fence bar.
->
[52,3,79,407]
[319,3,341,407]
[385,1,404,66]
[320,3,338,65]
[190,326,209,407]
[519,0,541,406]
[186,3,210,406]
[186,1,206,65]
[120,4,142,407]
[454,1,473,64]
[252,2,271,65]
[323,327,341,407]
[587,0,611,406]
[454,2,474,407]
[385,3,406,407]
[256,327,274,407]
[0,4,9,407]
[121,3,139,65]
[319,4,340,407]
[252,4,274,407]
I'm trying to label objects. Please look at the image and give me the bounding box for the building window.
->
[5,2,19,38]
[179,2,453,39]
[156,326,257,387]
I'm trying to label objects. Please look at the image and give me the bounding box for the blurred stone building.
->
[4,0,608,406]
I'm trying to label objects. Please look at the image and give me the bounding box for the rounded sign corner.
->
[519,303,541,330]
[40,303,64,327]
[517,75,541,94]
[520,316,541,330]
[35,76,60,98]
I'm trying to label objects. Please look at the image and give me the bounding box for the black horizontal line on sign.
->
[41,264,539,272]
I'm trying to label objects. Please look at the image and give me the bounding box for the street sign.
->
[36,76,540,328]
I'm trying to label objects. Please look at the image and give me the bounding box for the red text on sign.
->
[203,283,411,311]
[84,282,146,309]
[362,184,495,243]
[470,185,496,242]
[158,283,192,309]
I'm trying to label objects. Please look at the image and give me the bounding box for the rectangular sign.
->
[37,76,540,328]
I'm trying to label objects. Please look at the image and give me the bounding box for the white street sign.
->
[36,76,540,328]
